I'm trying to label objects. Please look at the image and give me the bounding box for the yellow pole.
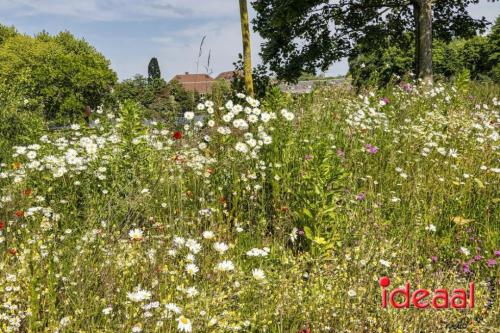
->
[239,0,254,97]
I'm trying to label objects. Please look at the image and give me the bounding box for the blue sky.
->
[0,0,498,81]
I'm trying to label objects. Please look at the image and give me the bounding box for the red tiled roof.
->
[170,73,214,94]
[216,71,243,81]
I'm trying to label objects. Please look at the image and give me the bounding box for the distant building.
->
[169,71,243,95]
[169,73,214,95]
[215,70,243,82]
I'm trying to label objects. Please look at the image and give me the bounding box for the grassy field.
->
[0,82,498,332]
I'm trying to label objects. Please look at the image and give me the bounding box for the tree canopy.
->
[0,25,117,124]
[148,57,161,81]
[349,15,500,86]
[252,0,491,82]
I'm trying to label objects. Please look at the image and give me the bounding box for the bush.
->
[0,89,46,164]
[0,27,117,125]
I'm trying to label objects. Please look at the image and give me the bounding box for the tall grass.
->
[0,82,498,332]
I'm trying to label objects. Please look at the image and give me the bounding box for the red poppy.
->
[22,188,32,196]
[173,131,183,140]
[7,248,17,255]
[206,168,214,175]
[14,210,24,218]
[0,220,5,230]
[299,327,311,333]
[219,196,226,204]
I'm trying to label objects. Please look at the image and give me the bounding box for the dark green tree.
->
[148,57,161,81]
[252,0,492,83]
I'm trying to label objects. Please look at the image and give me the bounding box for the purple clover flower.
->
[355,192,366,201]
[402,83,413,92]
[365,144,379,155]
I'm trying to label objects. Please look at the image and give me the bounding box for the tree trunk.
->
[414,0,433,83]
[239,0,255,97]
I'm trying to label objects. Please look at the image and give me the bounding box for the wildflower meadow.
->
[0,80,499,332]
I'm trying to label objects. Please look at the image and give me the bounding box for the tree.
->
[349,15,500,86]
[232,53,273,99]
[252,0,491,83]
[239,0,255,96]
[148,57,161,81]
[0,27,117,124]
[487,16,500,82]
[0,24,17,45]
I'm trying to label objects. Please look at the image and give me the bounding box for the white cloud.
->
[0,0,239,21]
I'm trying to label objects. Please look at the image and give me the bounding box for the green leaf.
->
[303,226,313,240]
[302,207,313,219]
[313,236,327,245]
[474,178,485,189]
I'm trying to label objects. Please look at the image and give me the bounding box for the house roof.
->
[170,73,214,94]
[216,70,243,81]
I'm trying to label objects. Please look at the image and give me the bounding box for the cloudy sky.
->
[0,0,498,81]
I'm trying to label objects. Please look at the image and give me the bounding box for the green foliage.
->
[433,36,491,81]
[349,20,500,87]
[0,28,117,125]
[487,17,500,82]
[163,79,199,113]
[147,57,161,81]
[0,90,46,164]
[252,0,489,82]
[118,100,147,145]
[232,53,274,99]
[349,33,414,88]
[114,75,201,124]
[114,75,166,108]
[209,78,233,105]
[0,24,17,45]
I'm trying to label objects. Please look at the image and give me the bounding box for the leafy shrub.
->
[0,27,117,125]
[0,89,46,164]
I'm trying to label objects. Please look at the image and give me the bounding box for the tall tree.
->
[148,57,161,81]
[239,0,255,96]
[252,0,491,83]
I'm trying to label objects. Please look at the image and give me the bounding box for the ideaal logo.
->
[379,277,474,309]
